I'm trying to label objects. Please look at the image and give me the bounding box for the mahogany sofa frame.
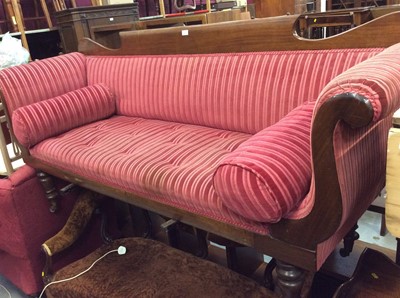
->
[17,12,400,297]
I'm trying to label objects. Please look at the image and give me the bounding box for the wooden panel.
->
[135,14,207,30]
[206,9,251,23]
[79,11,400,55]
[255,0,295,18]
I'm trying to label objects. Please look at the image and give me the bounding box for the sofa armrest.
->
[270,42,400,249]
[0,53,87,118]
[11,84,115,148]
[315,43,400,123]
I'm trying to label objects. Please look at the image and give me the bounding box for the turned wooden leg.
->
[380,214,388,236]
[194,228,208,258]
[142,209,153,238]
[340,224,359,257]
[226,245,239,272]
[99,203,113,244]
[161,218,180,248]
[275,260,305,298]
[36,170,59,212]
[264,258,277,290]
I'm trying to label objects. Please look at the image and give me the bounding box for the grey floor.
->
[0,275,28,298]
[0,210,396,298]
[358,210,397,251]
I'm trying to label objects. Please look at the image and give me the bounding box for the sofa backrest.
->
[0,52,87,118]
[87,48,382,134]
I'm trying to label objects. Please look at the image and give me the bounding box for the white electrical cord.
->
[0,283,12,298]
[39,246,126,298]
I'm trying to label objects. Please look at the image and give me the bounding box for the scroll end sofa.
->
[2,16,400,296]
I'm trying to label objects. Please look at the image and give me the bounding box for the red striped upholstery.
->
[2,46,397,271]
[0,52,86,117]
[271,45,400,221]
[322,42,400,222]
[12,84,115,148]
[29,116,269,234]
[213,102,314,222]
[86,49,381,134]
[3,48,382,228]
[317,43,400,122]
[317,117,392,269]
[314,43,400,268]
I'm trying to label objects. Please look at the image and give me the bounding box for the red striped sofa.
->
[2,40,400,296]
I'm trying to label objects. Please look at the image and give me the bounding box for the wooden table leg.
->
[10,0,30,56]
[40,0,53,28]
[3,0,18,31]
[159,0,166,17]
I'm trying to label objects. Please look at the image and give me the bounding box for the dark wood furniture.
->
[296,5,400,39]
[4,12,400,298]
[61,12,400,297]
[327,0,400,10]
[54,3,139,53]
[79,11,400,55]
[370,3,400,17]
[334,248,400,297]
[135,9,250,30]
[296,7,373,38]
[136,13,207,29]
[254,0,295,18]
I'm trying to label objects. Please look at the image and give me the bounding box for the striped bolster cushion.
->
[213,103,314,223]
[12,84,115,148]
[317,42,400,122]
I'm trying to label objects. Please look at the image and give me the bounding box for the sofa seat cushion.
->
[12,84,115,148]
[29,116,270,234]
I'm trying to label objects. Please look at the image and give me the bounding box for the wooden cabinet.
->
[55,3,139,53]
[327,0,390,10]
[254,0,295,18]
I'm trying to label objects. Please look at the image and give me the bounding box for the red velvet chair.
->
[0,165,115,296]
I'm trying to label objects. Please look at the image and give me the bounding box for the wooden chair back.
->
[53,0,76,12]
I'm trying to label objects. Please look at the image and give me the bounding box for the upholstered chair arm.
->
[41,190,98,283]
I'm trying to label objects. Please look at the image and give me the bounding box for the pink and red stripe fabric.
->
[12,84,115,148]
[0,52,87,117]
[2,45,399,270]
[315,43,400,268]
[30,116,270,234]
[214,102,314,222]
[86,49,381,134]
